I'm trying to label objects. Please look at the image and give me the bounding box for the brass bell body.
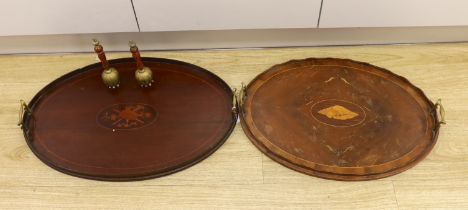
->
[129,41,154,87]
[101,67,120,88]
[135,66,153,87]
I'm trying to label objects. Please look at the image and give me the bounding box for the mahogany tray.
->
[20,57,236,181]
[239,58,442,181]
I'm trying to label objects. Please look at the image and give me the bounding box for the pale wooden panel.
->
[1,43,468,209]
[0,0,138,36]
[0,183,397,209]
[133,0,322,31]
[320,0,468,28]
[394,180,468,209]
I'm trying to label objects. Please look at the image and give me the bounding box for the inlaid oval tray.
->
[20,58,236,181]
[239,58,441,181]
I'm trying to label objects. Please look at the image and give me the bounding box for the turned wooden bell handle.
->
[129,41,145,70]
[92,39,109,70]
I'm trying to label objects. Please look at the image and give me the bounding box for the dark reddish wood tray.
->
[20,57,236,181]
[239,58,442,181]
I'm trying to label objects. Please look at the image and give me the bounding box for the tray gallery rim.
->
[238,57,442,181]
[20,57,237,181]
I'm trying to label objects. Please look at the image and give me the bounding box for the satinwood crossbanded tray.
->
[238,58,442,181]
[20,58,236,181]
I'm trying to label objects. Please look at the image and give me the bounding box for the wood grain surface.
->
[1,43,467,209]
[239,57,440,181]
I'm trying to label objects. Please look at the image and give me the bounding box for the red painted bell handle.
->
[129,41,145,70]
[92,39,109,70]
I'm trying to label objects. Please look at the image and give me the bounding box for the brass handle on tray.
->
[232,88,238,114]
[236,83,247,113]
[17,100,31,126]
[435,99,446,125]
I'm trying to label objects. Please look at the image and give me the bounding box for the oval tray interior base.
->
[240,58,440,181]
[22,58,236,181]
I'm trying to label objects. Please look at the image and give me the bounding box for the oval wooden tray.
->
[239,58,441,181]
[20,58,236,181]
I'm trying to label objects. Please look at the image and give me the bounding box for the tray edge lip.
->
[239,57,441,181]
[21,57,238,181]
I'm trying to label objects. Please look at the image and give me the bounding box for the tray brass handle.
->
[17,100,31,126]
[234,83,247,115]
[237,83,246,108]
[232,88,238,114]
[435,99,446,125]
